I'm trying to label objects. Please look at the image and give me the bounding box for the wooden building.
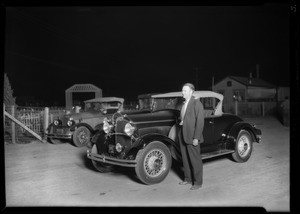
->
[212,75,277,116]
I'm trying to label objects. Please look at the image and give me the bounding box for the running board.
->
[202,149,234,160]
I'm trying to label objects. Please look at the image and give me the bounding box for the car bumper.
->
[87,150,137,167]
[254,128,262,143]
[45,133,72,139]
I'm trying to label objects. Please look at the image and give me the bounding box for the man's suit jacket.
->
[181,97,205,144]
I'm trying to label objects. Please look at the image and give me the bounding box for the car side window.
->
[199,97,221,118]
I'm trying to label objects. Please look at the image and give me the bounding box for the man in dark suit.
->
[178,83,204,190]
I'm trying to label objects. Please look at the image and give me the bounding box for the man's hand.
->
[192,139,199,146]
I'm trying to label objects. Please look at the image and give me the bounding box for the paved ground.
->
[4,116,290,211]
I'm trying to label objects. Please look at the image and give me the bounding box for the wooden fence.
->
[4,104,135,144]
[4,105,66,144]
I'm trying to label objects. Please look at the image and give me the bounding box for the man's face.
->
[182,86,193,100]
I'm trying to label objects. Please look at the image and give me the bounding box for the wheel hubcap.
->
[144,150,166,177]
[78,130,88,144]
[238,135,250,157]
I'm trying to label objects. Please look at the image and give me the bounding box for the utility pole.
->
[192,67,199,90]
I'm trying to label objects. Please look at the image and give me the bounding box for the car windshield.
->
[138,98,153,110]
[152,97,185,111]
[85,101,122,112]
[152,96,221,113]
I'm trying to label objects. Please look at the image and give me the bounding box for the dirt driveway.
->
[4,116,290,211]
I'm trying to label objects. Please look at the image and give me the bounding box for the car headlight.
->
[67,120,75,127]
[103,119,112,134]
[124,122,135,136]
[54,119,61,126]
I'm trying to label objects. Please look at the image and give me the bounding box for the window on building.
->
[233,89,245,102]
[227,81,232,87]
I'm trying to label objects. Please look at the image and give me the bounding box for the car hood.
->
[64,111,106,120]
[123,109,178,124]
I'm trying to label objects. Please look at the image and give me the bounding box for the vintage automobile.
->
[46,97,124,147]
[137,93,157,110]
[87,91,261,184]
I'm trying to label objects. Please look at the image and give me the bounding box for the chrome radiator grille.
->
[115,119,130,146]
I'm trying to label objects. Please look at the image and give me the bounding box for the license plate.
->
[55,128,64,134]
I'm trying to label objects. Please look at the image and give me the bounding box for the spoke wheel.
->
[72,126,91,147]
[232,130,253,163]
[144,149,167,178]
[135,141,171,185]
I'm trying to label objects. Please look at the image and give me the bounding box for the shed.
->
[65,84,102,109]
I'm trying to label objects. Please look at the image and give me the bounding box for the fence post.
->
[11,105,16,144]
[3,103,5,133]
[262,101,265,117]
[44,107,49,136]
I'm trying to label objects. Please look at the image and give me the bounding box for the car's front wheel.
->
[72,126,91,147]
[135,141,172,185]
[91,144,114,173]
[232,130,253,162]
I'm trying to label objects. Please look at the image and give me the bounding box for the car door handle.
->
[209,121,214,124]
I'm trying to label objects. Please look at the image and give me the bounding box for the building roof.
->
[212,76,276,88]
[228,76,276,88]
[66,84,101,92]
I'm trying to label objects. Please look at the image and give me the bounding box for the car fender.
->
[136,133,175,151]
[70,123,95,133]
[226,122,260,150]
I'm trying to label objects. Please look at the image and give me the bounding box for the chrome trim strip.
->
[133,119,174,125]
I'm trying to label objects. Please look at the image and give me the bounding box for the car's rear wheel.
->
[135,141,172,185]
[72,126,91,147]
[48,138,63,144]
[232,130,253,162]
[91,144,114,173]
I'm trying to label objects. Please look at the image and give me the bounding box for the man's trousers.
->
[178,127,203,186]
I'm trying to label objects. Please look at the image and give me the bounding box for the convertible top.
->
[152,91,223,101]
[84,97,124,103]
[152,91,224,116]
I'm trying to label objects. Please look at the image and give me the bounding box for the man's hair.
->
[183,83,195,91]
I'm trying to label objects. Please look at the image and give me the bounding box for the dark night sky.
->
[3,2,291,106]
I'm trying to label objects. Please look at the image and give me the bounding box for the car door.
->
[201,116,216,153]
[198,98,217,153]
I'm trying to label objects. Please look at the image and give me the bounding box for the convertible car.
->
[87,91,261,184]
[46,97,124,147]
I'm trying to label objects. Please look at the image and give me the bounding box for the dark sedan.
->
[87,91,261,185]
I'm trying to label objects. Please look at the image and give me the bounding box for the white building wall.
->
[213,77,246,113]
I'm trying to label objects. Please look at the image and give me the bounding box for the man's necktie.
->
[180,101,188,125]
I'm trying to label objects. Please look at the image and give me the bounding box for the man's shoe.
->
[190,184,202,190]
[179,181,191,185]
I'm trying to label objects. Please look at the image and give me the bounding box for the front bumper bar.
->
[45,133,72,139]
[87,150,137,167]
